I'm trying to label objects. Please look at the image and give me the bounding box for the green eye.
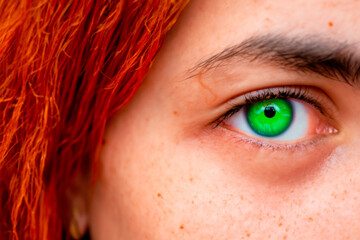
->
[246,99,293,137]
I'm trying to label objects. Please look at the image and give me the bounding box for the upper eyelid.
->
[213,86,337,127]
[243,87,324,113]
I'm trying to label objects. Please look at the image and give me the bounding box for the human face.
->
[88,0,360,239]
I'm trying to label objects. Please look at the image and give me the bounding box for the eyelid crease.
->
[212,86,336,128]
[243,86,323,113]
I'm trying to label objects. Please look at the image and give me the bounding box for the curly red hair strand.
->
[0,0,189,239]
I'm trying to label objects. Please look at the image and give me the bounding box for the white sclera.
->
[226,100,309,141]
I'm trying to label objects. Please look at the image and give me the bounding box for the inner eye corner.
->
[221,88,339,145]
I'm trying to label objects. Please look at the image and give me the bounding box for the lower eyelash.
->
[223,125,325,151]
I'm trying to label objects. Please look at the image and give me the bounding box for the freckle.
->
[189,177,193,182]
[283,235,287,239]
[328,21,333,27]
[179,225,184,229]
[278,222,283,227]
[157,193,163,198]
[285,228,288,232]
[246,233,251,237]
[209,200,212,204]
[240,195,244,200]
[191,201,194,204]
[308,217,313,221]
[173,111,179,116]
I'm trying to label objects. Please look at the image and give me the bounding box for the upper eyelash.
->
[213,86,324,128]
[244,86,323,111]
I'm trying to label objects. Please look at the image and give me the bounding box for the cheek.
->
[89,108,360,240]
[176,136,360,238]
[205,124,338,185]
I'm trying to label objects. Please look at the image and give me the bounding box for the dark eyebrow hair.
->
[186,34,360,87]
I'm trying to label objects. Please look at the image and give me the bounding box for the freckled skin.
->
[87,0,360,239]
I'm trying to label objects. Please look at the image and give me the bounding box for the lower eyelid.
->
[198,125,338,183]
[221,99,337,147]
[217,122,326,151]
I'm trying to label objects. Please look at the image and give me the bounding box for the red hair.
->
[0,0,188,239]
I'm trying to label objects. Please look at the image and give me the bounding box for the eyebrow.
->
[186,34,360,87]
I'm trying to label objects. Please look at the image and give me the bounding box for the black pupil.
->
[264,105,276,118]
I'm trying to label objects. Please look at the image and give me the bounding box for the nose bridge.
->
[319,143,357,178]
[346,123,360,157]
[331,143,360,175]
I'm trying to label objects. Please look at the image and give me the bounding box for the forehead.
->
[154,0,360,79]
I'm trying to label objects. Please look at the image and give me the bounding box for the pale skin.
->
[79,0,360,239]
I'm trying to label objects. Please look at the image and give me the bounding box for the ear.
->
[66,170,90,239]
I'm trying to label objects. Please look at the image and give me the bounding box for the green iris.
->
[246,98,293,137]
